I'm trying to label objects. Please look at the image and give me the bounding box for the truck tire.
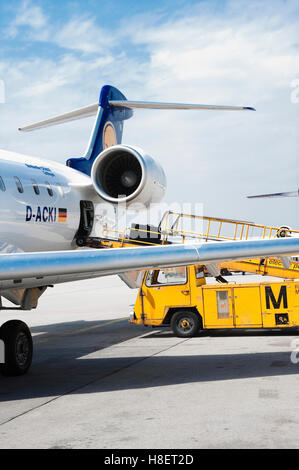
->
[0,320,33,376]
[171,310,201,338]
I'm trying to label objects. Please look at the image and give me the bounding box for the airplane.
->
[1,83,299,377]
[247,190,298,237]
[248,191,299,199]
[247,186,299,236]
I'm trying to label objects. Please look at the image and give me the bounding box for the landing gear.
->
[0,320,33,376]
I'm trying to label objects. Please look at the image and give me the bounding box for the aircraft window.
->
[0,176,6,191]
[45,182,53,197]
[31,179,40,195]
[14,176,24,193]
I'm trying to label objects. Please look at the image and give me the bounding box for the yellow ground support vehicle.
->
[81,209,299,337]
[130,265,299,337]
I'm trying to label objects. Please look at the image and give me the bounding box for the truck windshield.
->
[145,267,187,287]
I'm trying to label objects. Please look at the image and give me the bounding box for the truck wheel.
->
[0,320,33,376]
[171,310,201,338]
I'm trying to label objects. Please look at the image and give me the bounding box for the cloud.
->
[53,17,115,54]
[1,0,299,228]
[6,1,114,54]
[121,2,299,100]
[7,0,47,38]
[12,54,115,99]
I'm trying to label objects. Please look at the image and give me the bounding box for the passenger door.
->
[76,200,94,243]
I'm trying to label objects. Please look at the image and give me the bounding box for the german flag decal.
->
[58,208,67,222]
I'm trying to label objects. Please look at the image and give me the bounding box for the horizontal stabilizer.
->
[109,100,256,111]
[19,103,99,132]
[248,190,299,199]
[19,99,255,132]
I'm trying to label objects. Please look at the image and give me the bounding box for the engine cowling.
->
[91,145,166,206]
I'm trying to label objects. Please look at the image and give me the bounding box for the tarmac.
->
[0,275,299,449]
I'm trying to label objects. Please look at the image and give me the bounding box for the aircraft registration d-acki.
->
[0,84,298,376]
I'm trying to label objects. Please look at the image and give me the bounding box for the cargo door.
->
[141,267,191,324]
[233,286,262,327]
[203,286,234,328]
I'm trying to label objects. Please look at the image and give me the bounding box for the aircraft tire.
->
[0,320,33,376]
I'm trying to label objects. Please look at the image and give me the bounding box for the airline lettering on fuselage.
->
[25,164,55,178]
[26,206,67,223]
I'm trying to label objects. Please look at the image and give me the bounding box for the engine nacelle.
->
[91,145,166,207]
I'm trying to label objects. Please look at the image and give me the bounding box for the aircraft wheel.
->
[0,320,33,376]
[171,310,201,338]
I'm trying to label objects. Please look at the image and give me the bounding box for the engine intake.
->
[91,145,166,206]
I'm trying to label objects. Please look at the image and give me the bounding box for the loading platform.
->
[81,210,299,280]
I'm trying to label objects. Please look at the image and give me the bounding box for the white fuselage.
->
[0,149,98,253]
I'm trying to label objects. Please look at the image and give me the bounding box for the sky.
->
[0,0,299,228]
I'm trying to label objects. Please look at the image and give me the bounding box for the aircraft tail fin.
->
[19,84,255,176]
[19,85,133,176]
[66,86,132,175]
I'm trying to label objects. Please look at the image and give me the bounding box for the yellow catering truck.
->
[130,265,299,337]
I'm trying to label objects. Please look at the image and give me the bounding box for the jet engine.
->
[91,145,166,206]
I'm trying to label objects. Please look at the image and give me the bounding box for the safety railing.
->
[159,211,299,242]
[101,211,299,247]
